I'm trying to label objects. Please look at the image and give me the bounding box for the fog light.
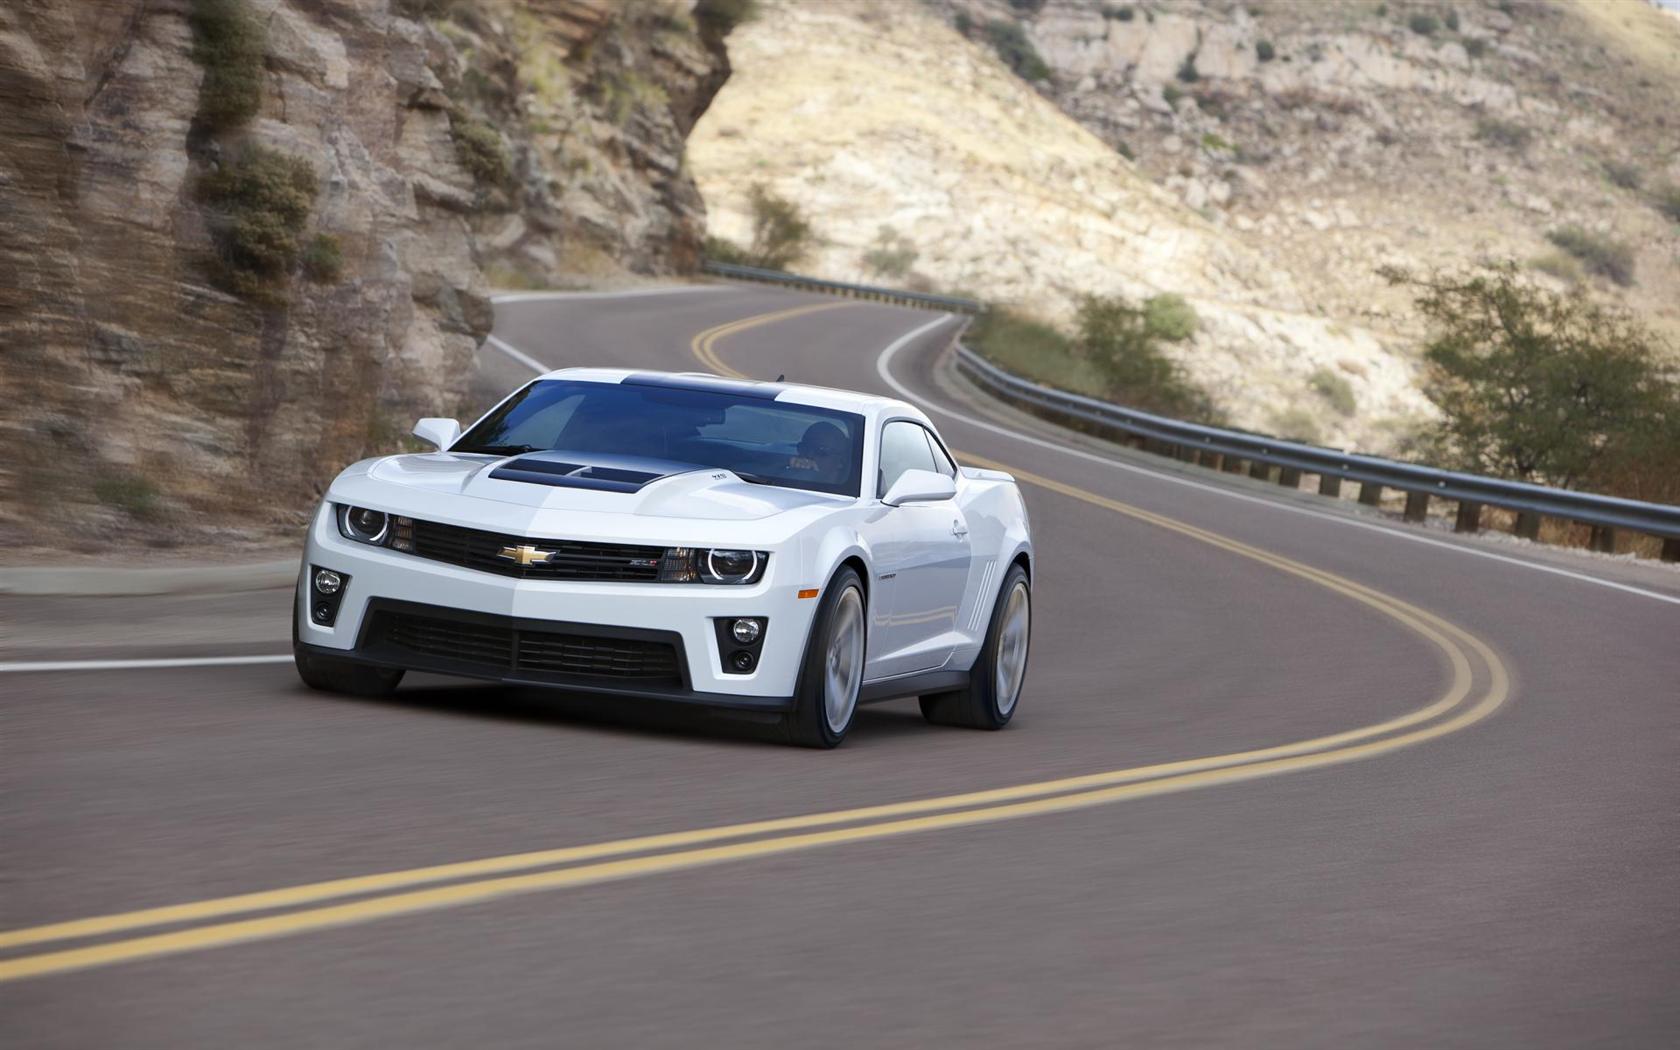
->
[312,602,333,624]
[313,569,342,595]
[730,618,762,645]
[730,651,756,673]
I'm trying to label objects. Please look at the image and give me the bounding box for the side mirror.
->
[883,468,957,507]
[412,417,461,452]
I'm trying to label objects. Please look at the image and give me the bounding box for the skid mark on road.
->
[0,303,1511,984]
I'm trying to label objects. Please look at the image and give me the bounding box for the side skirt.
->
[858,668,970,705]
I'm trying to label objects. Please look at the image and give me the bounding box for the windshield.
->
[455,379,866,497]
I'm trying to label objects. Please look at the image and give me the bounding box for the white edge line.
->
[874,321,1680,609]
[486,334,553,376]
[0,655,294,674]
[488,286,725,304]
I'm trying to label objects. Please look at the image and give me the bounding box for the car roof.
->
[534,367,922,420]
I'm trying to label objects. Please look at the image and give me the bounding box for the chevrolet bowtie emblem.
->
[497,544,555,567]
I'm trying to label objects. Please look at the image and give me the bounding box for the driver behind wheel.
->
[788,421,848,480]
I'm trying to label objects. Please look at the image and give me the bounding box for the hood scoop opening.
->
[488,450,700,494]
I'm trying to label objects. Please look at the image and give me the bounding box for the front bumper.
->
[298,504,814,704]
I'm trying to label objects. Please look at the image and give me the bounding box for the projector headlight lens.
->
[658,548,767,584]
[337,505,390,545]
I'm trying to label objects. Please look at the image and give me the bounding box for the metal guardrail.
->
[701,260,984,314]
[955,344,1680,559]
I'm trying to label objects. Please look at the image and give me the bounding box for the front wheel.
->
[921,563,1030,730]
[782,567,867,749]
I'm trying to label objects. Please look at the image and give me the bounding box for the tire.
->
[920,563,1030,731]
[781,566,867,749]
[292,593,404,698]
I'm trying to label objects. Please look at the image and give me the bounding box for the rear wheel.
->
[920,563,1030,730]
[782,567,866,749]
[292,593,404,698]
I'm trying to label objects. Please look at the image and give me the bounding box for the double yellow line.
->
[690,300,854,377]
[0,304,1510,983]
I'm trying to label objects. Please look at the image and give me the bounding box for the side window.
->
[878,420,937,497]
[923,428,956,478]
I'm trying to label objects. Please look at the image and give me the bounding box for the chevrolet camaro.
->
[293,368,1033,747]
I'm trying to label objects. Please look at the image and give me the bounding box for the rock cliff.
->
[0,0,730,552]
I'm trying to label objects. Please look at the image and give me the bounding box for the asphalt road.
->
[4,285,1679,1047]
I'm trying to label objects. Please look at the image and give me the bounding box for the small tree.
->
[743,184,812,271]
[1382,263,1679,488]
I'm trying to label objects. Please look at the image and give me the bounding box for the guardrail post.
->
[1198,450,1221,469]
[1318,474,1342,497]
[1514,511,1541,540]
[1664,538,1680,563]
[1277,467,1302,489]
[1403,491,1429,522]
[1248,461,1273,481]
[1222,456,1245,475]
[1358,482,1384,507]
[1588,524,1616,553]
[1455,500,1481,534]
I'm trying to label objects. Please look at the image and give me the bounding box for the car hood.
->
[337,451,840,524]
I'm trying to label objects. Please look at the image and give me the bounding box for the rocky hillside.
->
[0,0,731,554]
[689,0,1680,452]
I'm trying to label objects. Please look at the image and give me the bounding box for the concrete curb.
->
[0,559,298,598]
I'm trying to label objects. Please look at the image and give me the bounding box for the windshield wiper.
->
[456,443,544,456]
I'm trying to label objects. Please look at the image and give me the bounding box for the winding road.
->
[4,286,1679,1047]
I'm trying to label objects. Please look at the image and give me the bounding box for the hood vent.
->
[488,451,699,494]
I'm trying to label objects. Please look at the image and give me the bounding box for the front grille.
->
[406,519,665,581]
[374,607,682,685]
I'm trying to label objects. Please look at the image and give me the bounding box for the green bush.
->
[704,235,751,266]
[449,111,509,186]
[1602,160,1642,191]
[1473,116,1532,151]
[1309,367,1358,416]
[1444,9,1459,31]
[1142,293,1199,342]
[1256,40,1276,62]
[1383,262,1679,488]
[1269,408,1323,445]
[954,11,972,34]
[1102,4,1135,20]
[1546,226,1636,287]
[1162,83,1183,107]
[1176,56,1200,83]
[1653,182,1680,224]
[1528,252,1583,284]
[1464,36,1487,59]
[301,233,343,283]
[189,0,264,132]
[1076,295,1222,421]
[198,145,317,298]
[95,473,162,520]
[984,19,1050,81]
[861,225,918,281]
[1408,13,1439,35]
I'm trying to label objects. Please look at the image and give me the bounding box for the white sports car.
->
[294,368,1033,747]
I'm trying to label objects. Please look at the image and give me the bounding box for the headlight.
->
[657,547,768,584]
[335,505,410,548]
